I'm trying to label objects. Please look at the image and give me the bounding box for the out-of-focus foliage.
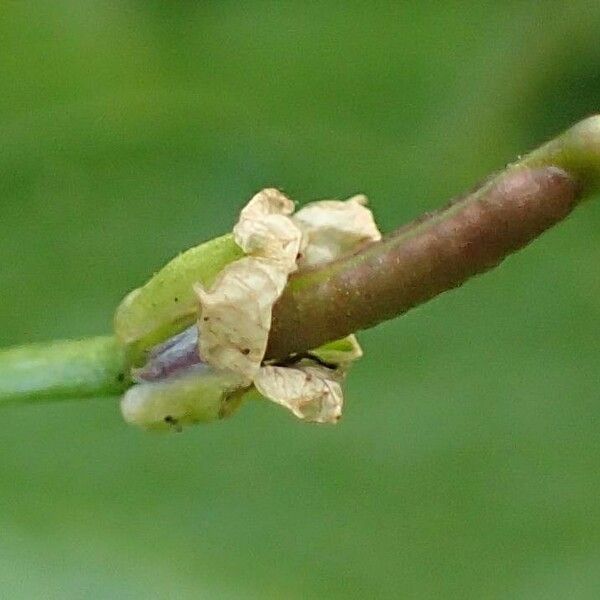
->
[1,2,600,598]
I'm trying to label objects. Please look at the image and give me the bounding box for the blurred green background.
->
[1,2,600,598]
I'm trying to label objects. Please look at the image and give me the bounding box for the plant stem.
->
[0,336,129,406]
[2,116,600,405]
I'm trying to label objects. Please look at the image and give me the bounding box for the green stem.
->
[2,116,600,406]
[0,336,129,406]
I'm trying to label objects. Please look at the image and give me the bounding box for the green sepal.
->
[114,233,243,359]
[310,335,363,365]
[120,367,249,431]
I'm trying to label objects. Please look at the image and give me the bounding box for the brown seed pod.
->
[266,166,580,359]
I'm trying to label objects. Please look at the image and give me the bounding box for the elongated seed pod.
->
[266,166,580,359]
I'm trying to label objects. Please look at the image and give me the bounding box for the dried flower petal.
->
[293,195,382,267]
[233,188,301,270]
[195,257,290,379]
[254,362,344,423]
[197,189,303,379]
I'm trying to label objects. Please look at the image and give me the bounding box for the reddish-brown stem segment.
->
[266,166,580,359]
